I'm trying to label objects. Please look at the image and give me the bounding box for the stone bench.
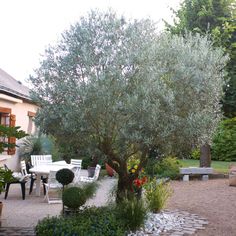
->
[180,167,213,181]
[229,165,236,186]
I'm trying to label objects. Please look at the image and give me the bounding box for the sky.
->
[0,0,182,85]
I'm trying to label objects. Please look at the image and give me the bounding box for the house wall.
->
[0,95,39,171]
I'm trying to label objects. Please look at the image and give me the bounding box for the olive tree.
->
[30,10,227,201]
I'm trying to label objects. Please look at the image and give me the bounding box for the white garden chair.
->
[79,164,101,183]
[20,160,31,178]
[30,155,52,190]
[30,155,52,166]
[4,163,30,200]
[71,159,82,183]
[44,170,62,204]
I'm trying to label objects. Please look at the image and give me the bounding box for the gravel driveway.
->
[167,178,236,236]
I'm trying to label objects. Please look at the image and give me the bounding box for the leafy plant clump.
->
[83,182,98,198]
[144,178,172,213]
[146,157,181,179]
[0,167,14,193]
[35,206,125,236]
[190,148,200,160]
[116,198,147,231]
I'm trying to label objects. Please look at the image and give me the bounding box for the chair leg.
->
[4,183,10,199]
[42,178,47,195]
[43,184,46,195]
[20,182,26,200]
[44,185,49,203]
[29,178,35,194]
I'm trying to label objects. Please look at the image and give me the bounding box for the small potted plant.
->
[0,167,14,217]
[87,156,99,177]
[105,163,115,177]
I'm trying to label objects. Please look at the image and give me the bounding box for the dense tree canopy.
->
[30,10,227,200]
[166,0,236,117]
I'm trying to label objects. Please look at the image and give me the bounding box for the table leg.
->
[35,174,41,196]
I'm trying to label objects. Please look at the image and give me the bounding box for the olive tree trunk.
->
[116,173,134,202]
[200,143,211,167]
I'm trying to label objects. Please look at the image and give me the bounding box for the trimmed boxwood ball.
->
[56,168,74,186]
[62,187,86,209]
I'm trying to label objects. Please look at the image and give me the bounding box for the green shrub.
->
[81,156,93,169]
[146,156,181,179]
[212,118,236,161]
[62,187,86,209]
[81,156,105,169]
[145,157,159,177]
[62,183,97,210]
[156,157,180,179]
[116,198,147,231]
[144,178,172,213]
[35,206,125,236]
[56,168,74,186]
[190,148,200,160]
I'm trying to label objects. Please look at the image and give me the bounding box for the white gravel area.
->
[128,210,208,236]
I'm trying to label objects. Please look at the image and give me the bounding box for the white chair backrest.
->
[93,164,101,181]
[71,159,82,183]
[31,155,52,166]
[20,160,27,176]
[71,159,82,168]
[38,160,53,165]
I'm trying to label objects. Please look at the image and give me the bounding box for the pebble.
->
[127,210,208,236]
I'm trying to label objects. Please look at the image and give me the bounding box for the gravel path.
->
[0,177,117,227]
[167,179,236,236]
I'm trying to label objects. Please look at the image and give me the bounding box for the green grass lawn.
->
[179,159,236,174]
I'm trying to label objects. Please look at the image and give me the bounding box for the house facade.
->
[0,68,38,170]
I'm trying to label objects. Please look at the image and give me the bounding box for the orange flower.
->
[141,176,148,185]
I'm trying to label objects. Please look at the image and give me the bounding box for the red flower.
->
[133,178,142,188]
[133,176,148,188]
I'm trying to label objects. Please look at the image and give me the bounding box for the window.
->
[27,111,36,134]
[0,107,16,155]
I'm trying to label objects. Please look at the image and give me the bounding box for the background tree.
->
[166,0,236,166]
[30,10,227,201]
[166,0,236,118]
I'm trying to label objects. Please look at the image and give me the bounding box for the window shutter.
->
[8,114,16,155]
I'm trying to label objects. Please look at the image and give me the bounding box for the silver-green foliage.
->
[30,10,227,172]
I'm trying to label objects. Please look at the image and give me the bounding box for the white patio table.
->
[29,161,75,196]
